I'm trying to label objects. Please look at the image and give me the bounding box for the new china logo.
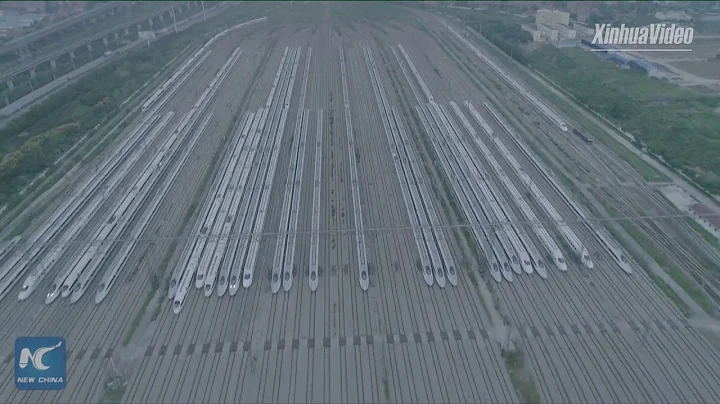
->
[15,337,66,390]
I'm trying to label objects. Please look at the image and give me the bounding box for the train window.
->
[492,263,499,272]
[558,257,565,264]
[512,255,518,264]
[621,255,628,263]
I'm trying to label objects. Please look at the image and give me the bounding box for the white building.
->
[525,9,575,42]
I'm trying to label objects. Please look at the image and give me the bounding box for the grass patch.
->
[604,220,692,315]
[618,218,714,313]
[650,271,691,315]
[102,382,127,404]
[668,266,714,311]
[150,244,177,322]
[687,218,720,249]
[467,270,479,288]
[505,352,541,404]
[122,286,156,347]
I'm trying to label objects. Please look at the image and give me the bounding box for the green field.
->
[444,8,720,193]
[527,46,720,192]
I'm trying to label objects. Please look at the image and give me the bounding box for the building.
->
[580,37,659,75]
[522,25,548,41]
[0,9,43,32]
[524,9,576,42]
[536,9,570,27]
[523,23,576,42]
[690,202,720,236]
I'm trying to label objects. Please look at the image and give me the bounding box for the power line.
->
[2,210,718,251]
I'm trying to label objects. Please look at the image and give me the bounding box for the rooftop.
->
[690,202,720,229]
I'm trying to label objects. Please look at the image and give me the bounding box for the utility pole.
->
[172,6,178,34]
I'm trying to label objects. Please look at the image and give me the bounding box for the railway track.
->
[365,45,446,287]
[392,17,720,402]
[0,23,269,403]
[5,10,720,403]
[271,46,312,294]
[354,38,514,401]
[172,45,301,311]
[433,20,720,310]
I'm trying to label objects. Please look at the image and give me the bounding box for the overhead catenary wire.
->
[2,211,719,250]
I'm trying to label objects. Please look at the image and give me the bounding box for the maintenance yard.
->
[0,3,719,403]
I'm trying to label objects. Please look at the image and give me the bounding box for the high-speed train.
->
[484,102,632,274]
[444,22,568,133]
